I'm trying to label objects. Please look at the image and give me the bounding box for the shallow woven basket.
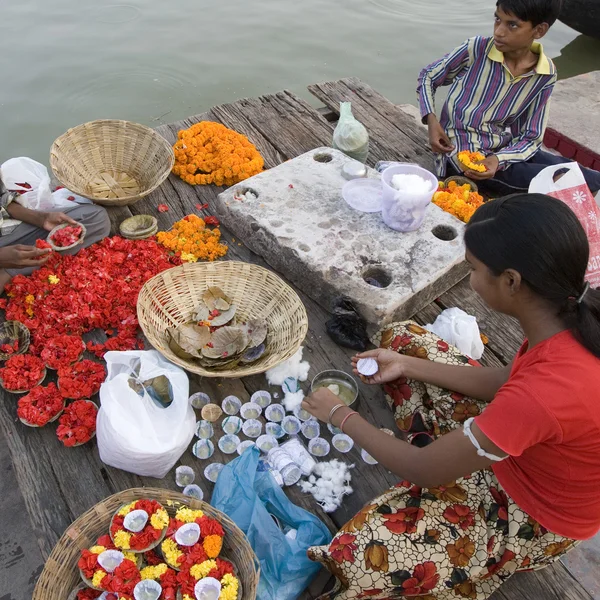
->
[119,214,158,239]
[50,120,174,207]
[137,261,308,378]
[0,320,30,360]
[444,175,479,193]
[47,222,87,251]
[32,488,259,600]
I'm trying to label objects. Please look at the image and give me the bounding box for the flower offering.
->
[433,180,484,223]
[58,359,106,399]
[110,500,170,552]
[0,353,45,392]
[56,400,98,446]
[457,150,487,173]
[17,383,64,426]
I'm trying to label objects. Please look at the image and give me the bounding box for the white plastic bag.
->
[529,162,600,288]
[426,308,484,360]
[0,157,54,211]
[97,350,195,478]
[332,102,369,163]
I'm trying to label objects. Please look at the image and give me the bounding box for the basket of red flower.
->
[17,383,65,427]
[0,353,46,393]
[47,223,86,251]
[0,320,30,360]
[56,400,98,447]
[41,334,86,370]
[58,360,106,400]
[33,489,259,600]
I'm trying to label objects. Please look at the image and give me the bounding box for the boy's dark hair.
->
[465,193,600,359]
[496,0,563,27]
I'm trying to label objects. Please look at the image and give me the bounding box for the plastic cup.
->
[327,423,343,435]
[308,437,330,457]
[204,463,224,483]
[266,422,286,439]
[221,395,242,415]
[265,404,285,423]
[195,420,214,440]
[192,439,214,460]
[175,465,195,487]
[301,420,320,440]
[189,392,211,409]
[218,434,241,455]
[282,415,301,435]
[222,416,243,435]
[361,448,378,465]
[256,435,279,453]
[242,419,262,438]
[294,406,314,422]
[182,484,204,500]
[237,440,256,455]
[332,434,354,453]
[251,390,272,408]
[240,402,262,420]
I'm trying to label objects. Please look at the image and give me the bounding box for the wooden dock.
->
[0,78,596,600]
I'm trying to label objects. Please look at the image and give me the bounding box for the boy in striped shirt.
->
[417,0,600,193]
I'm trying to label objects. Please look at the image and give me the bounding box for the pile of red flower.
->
[58,359,106,399]
[0,354,45,392]
[2,236,181,358]
[56,400,98,446]
[50,225,83,247]
[41,334,85,369]
[17,383,64,426]
[0,338,19,355]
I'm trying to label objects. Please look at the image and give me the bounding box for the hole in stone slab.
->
[233,187,259,200]
[432,225,458,241]
[313,152,333,163]
[251,223,260,232]
[362,267,392,288]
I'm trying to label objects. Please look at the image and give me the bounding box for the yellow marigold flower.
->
[221,574,239,600]
[150,509,169,530]
[25,294,34,304]
[457,150,487,173]
[180,252,198,263]
[113,530,132,550]
[190,559,218,580]
[183,596,194,600]
[92,570,106,588]
[48,274,60,284]
[203,534,223,559]
[161,538,183,567]
[90,545,106,554]
[118,502,137,516]
[140,563,169,580]
[123,551,137,563]
[175,507,204,523]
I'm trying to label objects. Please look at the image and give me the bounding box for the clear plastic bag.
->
[1,157,54,211]
[211,447,332,600]
[426,308,484,360]
[97,350,195,478]
[332,102,369,163]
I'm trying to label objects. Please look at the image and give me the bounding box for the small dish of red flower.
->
[0,353,46,393]
[110,499,170,553]
[58,359,106,400]
[48,224,86,250]
[17,382,65,427]
[56,400,98,447]
[41,334,85,370]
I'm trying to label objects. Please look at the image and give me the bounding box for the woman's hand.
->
[302,388,348,425]
[351,349,408,384]
[0,245,51,269]
[41,212,78,232]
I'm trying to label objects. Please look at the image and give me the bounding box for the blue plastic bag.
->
[211,447,332,600]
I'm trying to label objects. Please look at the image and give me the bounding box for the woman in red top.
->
[304,193,600,600]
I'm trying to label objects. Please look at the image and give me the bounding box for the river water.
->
[1,0,599,163]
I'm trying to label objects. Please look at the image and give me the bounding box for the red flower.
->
[0,354,45,391]
[67,196,76,201]
[196,203,209,210]
[204,216,220,227]
[381,507,425,535]
[143,549,163,566]
[330,533,357,564]
[103,558,140,594]
[56,400,97,446]
[76,588,102,600]
[157,204,169,212]
[443,504,475,530]
[198,515,225,538]
[41,335,84,369]
[58,359,105,399]
[17,383,64,426]
[78,548,100,578]
[36,239,53,250]
[207,557,235,580]
[401,561,439,595]
[50,225,83,247]
[97,534,116,549]
[0,338,19,354]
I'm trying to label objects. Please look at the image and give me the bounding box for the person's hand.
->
[0,245,51,269]
[427,115,454,154]
[302,388,347,424]
[41,212,78,232]
[351,349,408,384]
[463,155,499,181]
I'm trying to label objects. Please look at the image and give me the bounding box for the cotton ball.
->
[266,347,310,386]
[283,390,304,412]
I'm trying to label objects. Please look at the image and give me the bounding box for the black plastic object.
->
[325,296,370,351]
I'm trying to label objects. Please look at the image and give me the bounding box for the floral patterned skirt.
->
[307,321,578,600]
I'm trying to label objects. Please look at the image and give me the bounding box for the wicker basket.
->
[444,175,479,192]
[50,120,175,207]
[47,223,87,252]
[119,215,159,240]
[137,261,308,378]
[32,488,260,600]
[0,320,30,360]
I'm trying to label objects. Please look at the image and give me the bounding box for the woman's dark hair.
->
[465,193,600,358]
[496,0,563,27]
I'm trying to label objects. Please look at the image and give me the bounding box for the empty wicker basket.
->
[137,261,309,378]
[50,120,175,207]
[32,488,259,599]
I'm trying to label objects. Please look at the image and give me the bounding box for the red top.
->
[476,330,600,540]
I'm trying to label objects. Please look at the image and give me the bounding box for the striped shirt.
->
[417,36,557,177]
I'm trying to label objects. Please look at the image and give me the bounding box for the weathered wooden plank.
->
[104,205,134,236]
[307,77,434,170]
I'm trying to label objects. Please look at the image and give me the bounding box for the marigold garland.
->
[156,215,227,262]
[172,121,264,187]
[110,500,169,551]
[457,150,487,173]
[433,180,484,223]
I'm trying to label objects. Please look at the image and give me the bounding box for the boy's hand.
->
[427,115,454,154]
[42,212,78,232]
[0,245,51,269]
[464,155,499,180]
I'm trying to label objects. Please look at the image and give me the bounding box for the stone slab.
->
[216,147,468,327]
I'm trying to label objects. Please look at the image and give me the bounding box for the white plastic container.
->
[381,164,438,232]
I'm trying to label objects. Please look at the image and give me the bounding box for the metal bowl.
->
[311,369,359,408]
